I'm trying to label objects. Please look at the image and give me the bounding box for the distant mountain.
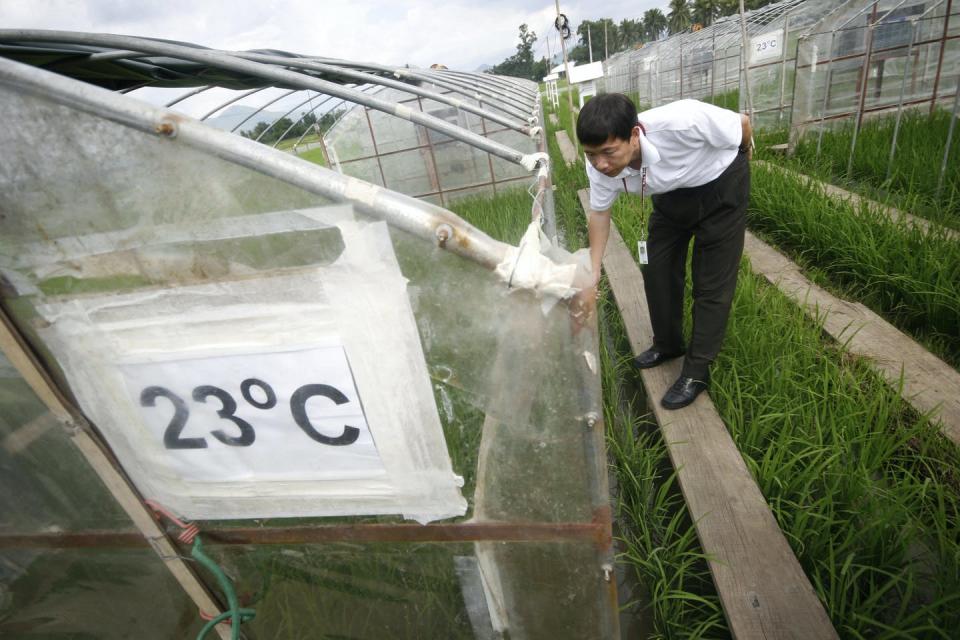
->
[474,63,492,73]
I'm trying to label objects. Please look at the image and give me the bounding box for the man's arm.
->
[587,208,612,286]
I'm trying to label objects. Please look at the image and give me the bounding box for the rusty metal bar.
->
[0,520,609,549]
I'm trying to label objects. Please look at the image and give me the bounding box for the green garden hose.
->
[191,536,256,640]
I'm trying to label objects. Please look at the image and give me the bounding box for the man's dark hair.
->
[575,93,638,145]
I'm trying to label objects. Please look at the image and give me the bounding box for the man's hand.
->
[570,277,599,333]
[740,113,753,160]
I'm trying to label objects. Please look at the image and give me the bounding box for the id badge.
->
[637,241,648,265]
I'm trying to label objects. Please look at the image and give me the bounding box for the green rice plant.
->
[748,162,960,369]
[792,110,960,228]
[600,290,727,638]
[448,187,536,244]
[700,89,740,112]
[611,195,960,633]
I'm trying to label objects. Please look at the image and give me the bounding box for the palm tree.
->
[668,0,693,35]
[692,0,719,28]
[643,8,668,42]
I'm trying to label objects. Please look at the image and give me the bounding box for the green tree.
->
[668,0,693,35]
[692,0,720,27]
[489,24,545,80]
[643,8,668,42]
[619,18,645,48]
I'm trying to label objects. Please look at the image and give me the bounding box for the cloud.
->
[0,0,664,71]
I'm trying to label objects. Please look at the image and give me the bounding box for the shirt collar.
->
[636,123,661,168]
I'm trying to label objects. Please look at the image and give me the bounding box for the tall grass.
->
[792,110,960,228]
[749,162,960,369]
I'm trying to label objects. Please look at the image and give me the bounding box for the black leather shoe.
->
[661,375,708,410]
[633,347,685,369]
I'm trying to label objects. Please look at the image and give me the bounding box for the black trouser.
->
[644,150,749,380]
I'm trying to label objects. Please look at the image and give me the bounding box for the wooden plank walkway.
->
[578,189,838,639]
[744,231,960,446]
[555,130,578,166]
[754,161,959,242]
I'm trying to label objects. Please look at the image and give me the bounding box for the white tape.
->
[343,178,381,207]
[583,351,597,374]
[520,152,549,172]
[395,104,413,120]
[528,126,542,139]
[537,161,550,180]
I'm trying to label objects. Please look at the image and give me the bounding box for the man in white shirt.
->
[576,94,752,409]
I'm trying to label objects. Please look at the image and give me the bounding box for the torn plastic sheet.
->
[494,216,591,313]
[32,208,467,523]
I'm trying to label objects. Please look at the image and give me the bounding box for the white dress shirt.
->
[586,99,742,211]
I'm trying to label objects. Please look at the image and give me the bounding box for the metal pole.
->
[234,52,532,134]
[778,11,792,125]
[555,0,578,155]
[711,28,717,102]
[816,30,839,157]
[0,30,532,166]
[887,18,918,181]
[604,21,608,60]
[847,3,879,178]
[739,0,755,119]
[588,24,594,63]
[0,56,515,270]
[936,80,959,196]
[928,0,953,114]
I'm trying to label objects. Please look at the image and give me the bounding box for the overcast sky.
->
[0,0,664,71]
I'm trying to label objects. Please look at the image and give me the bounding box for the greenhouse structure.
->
[0,31,618,639]
[601,0,959,140]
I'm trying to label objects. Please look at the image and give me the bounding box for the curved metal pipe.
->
[0,55,512,271]
[233,52,531,135]
[0,31,530,167]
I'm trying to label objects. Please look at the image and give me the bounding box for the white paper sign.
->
[750,29,783,63]
[120,344,385,484]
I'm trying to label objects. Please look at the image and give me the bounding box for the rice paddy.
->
[791,110,960,229]
[534,95,960,637]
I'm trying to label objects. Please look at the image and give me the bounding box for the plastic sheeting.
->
[0,63,611,638]
[30,210,467,523]
[791,0,960,140]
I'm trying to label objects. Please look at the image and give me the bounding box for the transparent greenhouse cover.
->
[0,39,617,638]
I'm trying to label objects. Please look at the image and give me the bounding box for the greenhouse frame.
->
[0,30,618,639]
[601,0,959,147]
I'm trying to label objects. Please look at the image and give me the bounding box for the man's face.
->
[582,127,640,177]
